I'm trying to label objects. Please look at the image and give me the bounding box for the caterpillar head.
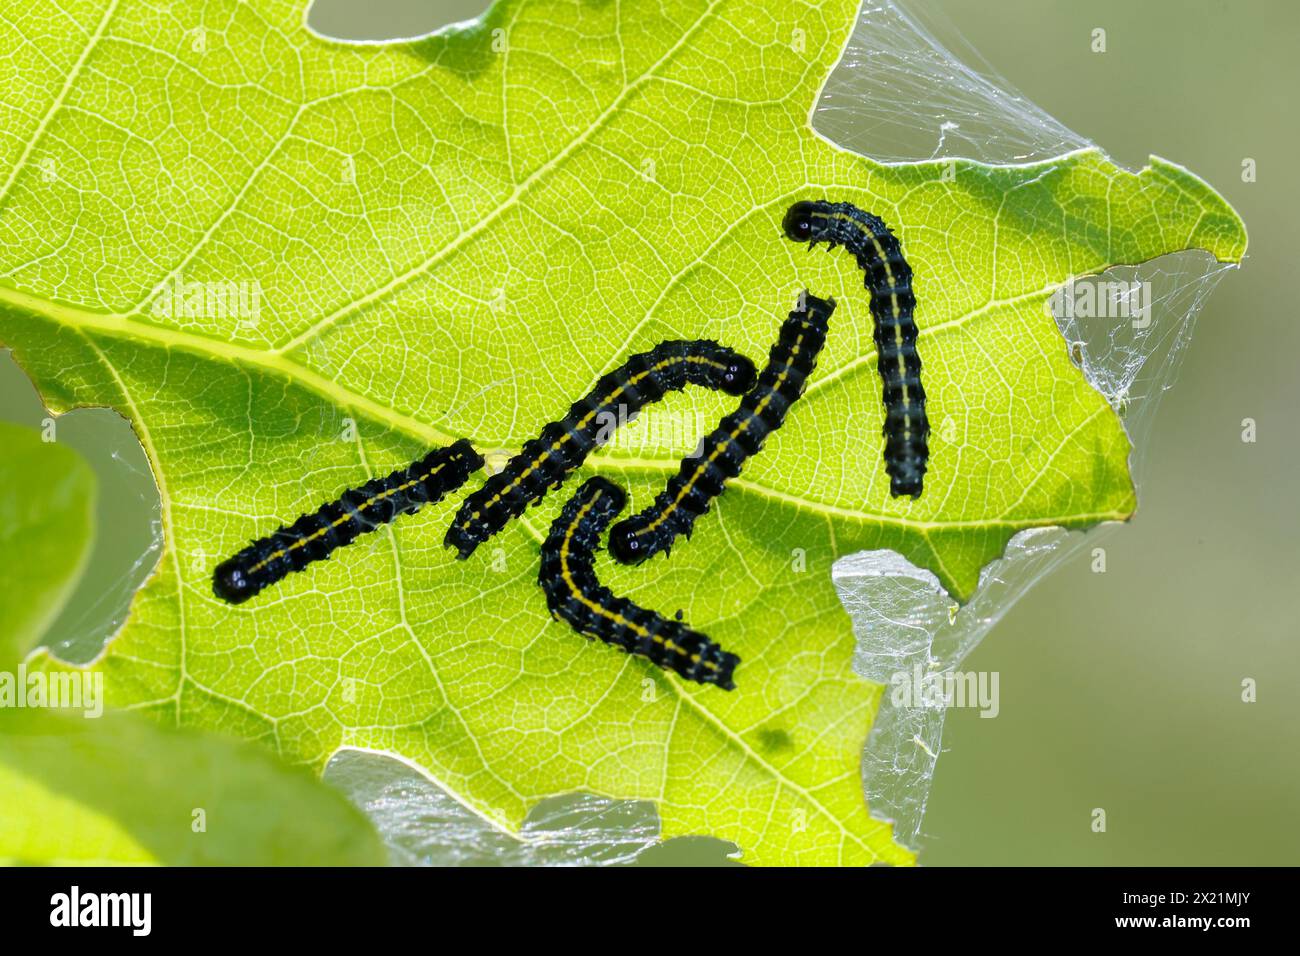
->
[213,558,258,605]
[782,201,819,242]
[607,521,650,565]
[719,356,758,395]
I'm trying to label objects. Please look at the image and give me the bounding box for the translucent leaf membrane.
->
[816,0,1090,164]
[325,748,666,866]
[0,351,163,666]
[820,3,1239,849]
[312,0,1238,861]
[43,417,162,665]
[2,0,1242,865]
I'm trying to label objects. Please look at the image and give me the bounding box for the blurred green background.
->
[888,0,1300,866]
[2,0,1295,865]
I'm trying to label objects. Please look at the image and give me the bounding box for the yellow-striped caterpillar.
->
[445,340,756,559]
[539,476,739,689]
[213,440,483,604]
[783,200,929,498]
[608,291,836,565]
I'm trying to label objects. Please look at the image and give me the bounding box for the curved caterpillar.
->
[540,476,739,689]
[782,200,929,498]
[445,340,757,559]
[214,439,483,605]
[608,291,836,565]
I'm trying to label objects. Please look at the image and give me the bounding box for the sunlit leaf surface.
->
[0,0,1245,864]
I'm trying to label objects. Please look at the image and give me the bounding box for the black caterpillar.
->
[214,439,483,605]
[782,200,929,498]
[445,339,757,559]
[608,291,836,565]
[540,476,739,689]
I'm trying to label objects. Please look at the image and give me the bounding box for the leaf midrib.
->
[0,278,1129,540]
[0,283,454,444]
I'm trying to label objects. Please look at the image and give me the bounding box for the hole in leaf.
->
[307,0,492,42]
[324,748,740,866]
[1,349,162,664]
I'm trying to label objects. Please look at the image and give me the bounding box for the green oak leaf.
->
[0,0,1245,865]
[0,421,96,667]
[0,708,385,865]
